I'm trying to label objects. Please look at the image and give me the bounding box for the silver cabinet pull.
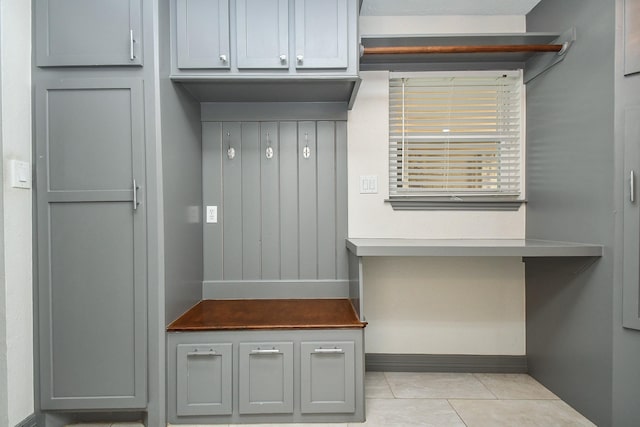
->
[129,29,135,60]
[251,348,281,354]
[279,54,287,63]
[631,170,636,203]
[133,179,140,211]
[187,350,217,356]
[296,54,304,64]
[313,348,344,354]
[219,54,228,63]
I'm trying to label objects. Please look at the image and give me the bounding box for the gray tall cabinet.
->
[33,0,156,423]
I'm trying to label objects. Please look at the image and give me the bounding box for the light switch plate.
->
[206,206,218,223]
[10,160,31,189]
[360,175,378,194]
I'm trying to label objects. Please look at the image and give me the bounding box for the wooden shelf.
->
[346,238,603,258]
[167,299,366,331]
[359,32,567,72]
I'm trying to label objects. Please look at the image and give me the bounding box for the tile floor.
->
[175,372,596,427]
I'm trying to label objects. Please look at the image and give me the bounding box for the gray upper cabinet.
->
[176,0,230,69]
[35,78,147,410]
[236,0,289,69]
[170,0,358,77]
[36,0,143,66]
[294,0,348,69]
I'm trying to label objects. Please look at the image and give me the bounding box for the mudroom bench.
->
[167,298,366,424]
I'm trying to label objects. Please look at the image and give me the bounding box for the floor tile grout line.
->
[472,372,500,400]
[446,398,471,427]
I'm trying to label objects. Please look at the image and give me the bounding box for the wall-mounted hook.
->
[226,131,235,160]
[265,132,274,159]
[303,132,311,159]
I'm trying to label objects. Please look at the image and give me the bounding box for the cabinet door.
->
[36,0,142,66]
[624,106,640,330]
[35,79,147,410]
[236,0,289,69]
[176,0,230,69]
[239,342,294,414]
[294,0,348,69]
[300,341,355,413]
[176,343,233,415]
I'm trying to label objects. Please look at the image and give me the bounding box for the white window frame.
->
[387,70,526,210]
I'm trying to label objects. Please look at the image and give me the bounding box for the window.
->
[388,71,524,210]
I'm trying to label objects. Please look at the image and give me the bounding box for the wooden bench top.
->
[167,299,366,331]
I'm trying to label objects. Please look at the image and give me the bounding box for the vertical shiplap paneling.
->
[260,122,280,279]
[298,121,318,279]
[222,122,243,279]
[279,122,299,279]
[335,121,348,280]
[317,121,337,279]
[241,122,261,279]
[202,122,224,280]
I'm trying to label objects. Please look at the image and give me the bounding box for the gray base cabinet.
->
[239,342,294,414]
[300,341,355,414]
[177,343,233,416]
[167,329,365,424]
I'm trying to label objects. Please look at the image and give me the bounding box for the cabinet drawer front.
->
[239,342,294,414]
[176,343,233,415]
[300,341,356,413]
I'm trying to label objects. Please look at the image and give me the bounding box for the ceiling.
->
[360,0,543,16]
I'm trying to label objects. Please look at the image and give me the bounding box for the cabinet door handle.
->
[219,54,228,63]
[313,348,344,354]
[187,350,217,356]
[129,29,135,60]
[133,179,140,211]
[251,348,281,354]
[296,55,304,64]
[631,170,636,203]
[279,54,287,63]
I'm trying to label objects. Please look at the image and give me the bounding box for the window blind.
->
[389,73,523,199]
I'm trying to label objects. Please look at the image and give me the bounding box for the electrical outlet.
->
[206,206,218,223]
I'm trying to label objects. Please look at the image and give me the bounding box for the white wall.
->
[0,0,34,424]
[349,16,527,355]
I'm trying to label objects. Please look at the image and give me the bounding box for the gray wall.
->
[613,0,640,425]
[159,0,203,324]
[525,0,615,425]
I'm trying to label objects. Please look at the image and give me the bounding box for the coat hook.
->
[303,132,311,159]
[265,132,274,159]
[226,131,235,160]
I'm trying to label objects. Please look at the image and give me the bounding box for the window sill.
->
[386,197,526,211]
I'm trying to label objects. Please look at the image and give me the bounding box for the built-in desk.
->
[346,238,603,318]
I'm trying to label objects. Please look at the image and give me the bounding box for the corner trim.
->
[366,353,527,373]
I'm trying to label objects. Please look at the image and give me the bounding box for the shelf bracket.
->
[524,27,576,84]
